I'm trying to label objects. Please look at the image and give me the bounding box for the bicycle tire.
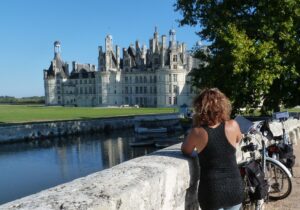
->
[265,159,292,200]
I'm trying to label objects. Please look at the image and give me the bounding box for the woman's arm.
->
[181,128,198,155]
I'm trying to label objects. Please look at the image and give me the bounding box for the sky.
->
[0,0,200,97]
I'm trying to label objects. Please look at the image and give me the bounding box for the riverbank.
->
[0,113,182,143]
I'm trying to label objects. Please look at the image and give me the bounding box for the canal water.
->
[0,130,184,205]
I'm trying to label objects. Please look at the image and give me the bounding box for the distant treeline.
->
[0,96,45,104]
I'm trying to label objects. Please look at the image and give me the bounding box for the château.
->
[44,28,199,107]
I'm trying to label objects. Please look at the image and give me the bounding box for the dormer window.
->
[173,55,177,62]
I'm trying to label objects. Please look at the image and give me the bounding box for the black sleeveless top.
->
[197,122,243,210]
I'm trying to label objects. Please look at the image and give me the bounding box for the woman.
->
[181,88,243,210]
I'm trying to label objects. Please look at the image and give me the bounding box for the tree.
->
[175,0,300,114]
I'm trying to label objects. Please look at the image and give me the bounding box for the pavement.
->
[265,143,300,210]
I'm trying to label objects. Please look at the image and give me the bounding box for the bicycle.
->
[265,112,296,176]
[237,117,293,209]
[239,133,268,210]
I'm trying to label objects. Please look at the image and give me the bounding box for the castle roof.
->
[46,55,68,78]
[69,69,96,79]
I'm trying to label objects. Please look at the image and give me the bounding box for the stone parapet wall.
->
[1,118,299,210]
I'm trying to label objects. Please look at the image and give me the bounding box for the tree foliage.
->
[175,0,300,114]
[0,96,45,104]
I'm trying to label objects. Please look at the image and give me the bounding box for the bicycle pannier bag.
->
[244,160,268,200]
[278,143,296,168]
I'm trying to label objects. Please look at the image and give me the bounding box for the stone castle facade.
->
[44,28,199,107]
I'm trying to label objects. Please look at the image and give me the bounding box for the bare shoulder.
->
[225,119,242,145]
[225,119,240,131]
[186,127,208,145]
[190,127,206,138]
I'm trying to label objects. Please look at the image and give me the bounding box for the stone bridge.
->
[0,119,299,210]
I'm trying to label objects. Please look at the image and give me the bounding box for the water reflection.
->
[0,130,183,205]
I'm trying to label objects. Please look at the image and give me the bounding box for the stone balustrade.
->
[1,118,299,210]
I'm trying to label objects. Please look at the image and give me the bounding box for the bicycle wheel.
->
[265,160,292,200]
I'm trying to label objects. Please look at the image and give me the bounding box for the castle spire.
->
[54,41,61,58]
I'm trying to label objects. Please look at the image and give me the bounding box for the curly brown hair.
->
[193,88,232,127]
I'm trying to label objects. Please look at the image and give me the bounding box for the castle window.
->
[89,87,92,94]
[130,87,132,94]
[173,74,178,82]
[169,97,172,105]
[84,80,87,84]
[139,76,143,83]
[80,87,83,94]
[144,76,147,83]
[173,55,177,62]
[154,76,157,83]
[140,87,143,93]
[169,85,172,93]
[136,87,138,94]
[85,87,88,94]
[135,76,138,83]
[125,76,128,83]
[125,87,128,94]
[173,85,178,94]
[144,87,147,94]
[174,97,177,105]
[169,74,172,82]
[173,65,177,69]
[154,87,157,94]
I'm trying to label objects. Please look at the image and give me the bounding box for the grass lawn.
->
[0,104,178,124]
